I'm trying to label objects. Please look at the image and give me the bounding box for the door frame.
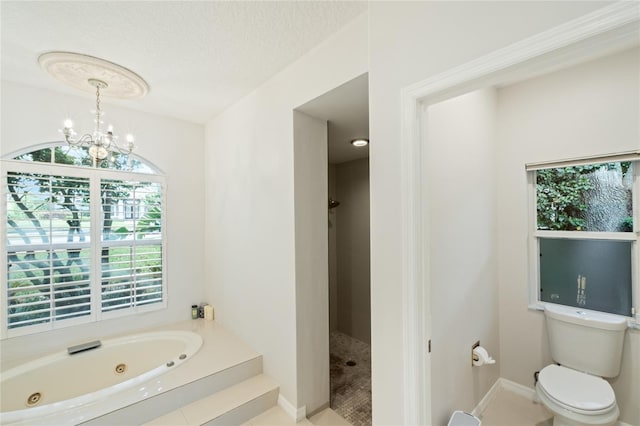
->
[399,3,639,423]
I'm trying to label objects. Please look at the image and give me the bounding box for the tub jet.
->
[26,392,41,407]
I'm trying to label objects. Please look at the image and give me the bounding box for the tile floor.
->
[244,407,351,426]
[243,406,312,426]
[245,385,551,426]
[477,386,553,426]
[330,331,371,426]
[310,408,353,426]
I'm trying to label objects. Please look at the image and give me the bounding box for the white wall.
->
[334,158,371,344]
[203,13,367,409]
[329,164,338,332]
[425,88,499,425]
[0,81,205,365]
[496,47,640,425]
[293,111,329,415]
[368,2,610,422]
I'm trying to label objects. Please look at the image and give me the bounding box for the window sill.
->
[528,302,640,330]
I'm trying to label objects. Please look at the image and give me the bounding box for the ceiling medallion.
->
[38,51,149,99]
[38,52,149,168]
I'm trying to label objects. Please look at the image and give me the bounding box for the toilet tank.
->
[544,304,627,378]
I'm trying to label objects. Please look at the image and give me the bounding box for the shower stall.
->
[328,158,371,426]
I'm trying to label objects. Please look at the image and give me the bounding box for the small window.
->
[2,143,166,338]
[528,156,638,318]
[123,199,141,220]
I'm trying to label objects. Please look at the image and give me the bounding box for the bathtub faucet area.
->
[67,340,102,355]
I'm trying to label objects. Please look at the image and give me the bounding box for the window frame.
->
[526,154,640,325]
[1,154,167,339]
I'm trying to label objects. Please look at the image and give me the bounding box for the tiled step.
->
[145,374,279,426]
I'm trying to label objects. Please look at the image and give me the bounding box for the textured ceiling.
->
[1,1,367,124]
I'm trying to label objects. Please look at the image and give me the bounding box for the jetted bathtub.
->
[0,330,203,425]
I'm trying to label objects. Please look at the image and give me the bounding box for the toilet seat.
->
[538,365,616,415]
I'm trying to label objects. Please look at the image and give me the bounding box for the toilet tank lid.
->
[544,304,628,331]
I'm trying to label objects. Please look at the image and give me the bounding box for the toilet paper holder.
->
[471,341,496,366]
[472,341,481,366]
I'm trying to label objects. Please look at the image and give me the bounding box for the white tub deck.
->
[0,320,262,425]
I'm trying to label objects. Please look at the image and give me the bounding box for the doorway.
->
[398,4,637,424]
[297,73,371,424]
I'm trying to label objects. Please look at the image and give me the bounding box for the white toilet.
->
[536,304,628,426]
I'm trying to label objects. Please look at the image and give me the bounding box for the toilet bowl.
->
[536,365,619,426]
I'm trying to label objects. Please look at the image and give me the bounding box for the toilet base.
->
[551,414,616,426]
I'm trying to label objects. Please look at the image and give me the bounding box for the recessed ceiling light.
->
[351,138,369,147]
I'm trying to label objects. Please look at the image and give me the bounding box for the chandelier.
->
[61,78,135,167]
[38,51,150,168]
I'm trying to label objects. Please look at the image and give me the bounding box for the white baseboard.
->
[473,378,633,426]
[277,394,306,422]
[306,402,330,418]
[499,377,538,401]
[471,378,502,417]
[472,376,540,417]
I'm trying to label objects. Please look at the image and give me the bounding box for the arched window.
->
[1,142,166,338]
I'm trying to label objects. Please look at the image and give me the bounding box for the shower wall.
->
[329,164,339,332]
[330,158,371,344]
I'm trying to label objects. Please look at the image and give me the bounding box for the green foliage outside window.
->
[536,162,633,231]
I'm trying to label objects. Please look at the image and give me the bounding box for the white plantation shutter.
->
[5,172,92,328]
[3,147,166,337]
[100,179,163,312]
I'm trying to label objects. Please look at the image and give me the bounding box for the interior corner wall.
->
[425,88,499,425]
[203,13,367,410]
[368,2,609,422]
[293,111,329,415]
[0,81,205,364]
[334,158,371,344]
[495,47,640,425]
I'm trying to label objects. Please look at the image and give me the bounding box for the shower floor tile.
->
[330,331,371,426]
